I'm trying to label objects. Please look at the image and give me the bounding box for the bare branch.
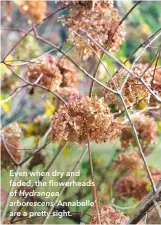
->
[128,180,161,224]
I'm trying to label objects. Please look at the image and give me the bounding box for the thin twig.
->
[10,143,67,223]
[87,137,101,224]
[42,147,88,224]
[81,29,161,102]
[34,34,117,94]
[107,0,142,50]
[0,86,24,104]
[119,94,157,193]
[120,34,161,91]
[121,106,159,124]
[2,5,71,61]
[6,65,67,105]
[128,180,161,224]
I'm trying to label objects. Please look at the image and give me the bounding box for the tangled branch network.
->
[1,0,161,224]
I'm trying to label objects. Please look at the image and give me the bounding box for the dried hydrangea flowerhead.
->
[63,0,114,8]
[60,1,125,57]
[3,1,13,21]
[26,55,62,91]
[152,67,161,91]
[104,64,155,109]
[121,114,157,149]
[0,122,23,169]
[26,55,78,91]
[52,96,121,144]
[19,1,47,23]
[56,57,78,88]
[115,175,148,200]
[148,67,161,107]
[88,203,129,224]
[113,150,143,172]
[57,87,79,99]
[149,168,161,183]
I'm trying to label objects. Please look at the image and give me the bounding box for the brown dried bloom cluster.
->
[57,57,78,88]
[26,55,78,92]
[58,87,79,99]
[1,122,23,169]
[152,67,161,91]
[115,176,148,200]
[52,96,121,144]
[63,0,114,8]
[150,168,161,183]
[19,1,47,23]
[150,95,161,108]
[88,203,129,224]
[148,68,161,107]
[121,114,157,148]
[26,55,62,91]
[113,150,143,172]
[104,64,155,109]
[60,1,125,56]
[4,1,13,20]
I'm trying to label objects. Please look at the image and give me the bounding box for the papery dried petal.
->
[52,96,121,144]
